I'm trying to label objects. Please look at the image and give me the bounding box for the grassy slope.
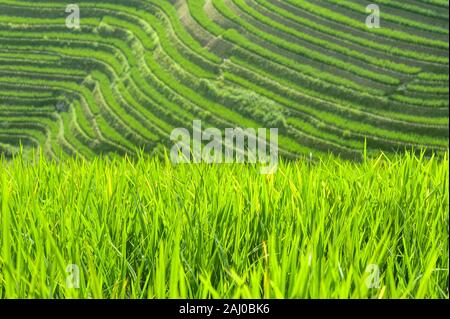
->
[0,152,448,298]
[0,0,448,159]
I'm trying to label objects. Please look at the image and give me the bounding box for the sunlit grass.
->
[0,151,448,298]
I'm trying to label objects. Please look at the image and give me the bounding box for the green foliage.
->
[0,152,448,298]
[0,0,448,162]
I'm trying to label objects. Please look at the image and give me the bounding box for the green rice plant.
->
[147,0,223,64]
[0,130,45,150]
[406,84,449,95]
[2,24,166,142]
[0,151,448,298]
[225,30,376,92]
[418,73,449,82]
[392,94,449,108]
[253,0,448,65]
[187,0,378,93]
[224,71,449,150]
[0,116,64,155]
[2,9,293,153]
[71,100,96,140]
[355,0,448,21]
[213,0,401,85]
[227,57,448,129]
[421,0,448,8]
[0,0,447,162]
[286,0,449,46]
[232,0,421,75]
[318,0,449,36]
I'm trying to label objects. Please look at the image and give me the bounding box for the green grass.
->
[0,0,448,300]
[0,0,447,158]
[0,151,448,298]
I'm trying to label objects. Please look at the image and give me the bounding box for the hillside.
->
[0,0,448,160]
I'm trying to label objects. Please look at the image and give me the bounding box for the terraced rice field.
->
[0,0,448,159]
[0,1,449,300]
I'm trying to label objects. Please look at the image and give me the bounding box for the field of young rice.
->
[0,152,448,298]
[0,0,448,301]
[0,0,448,159]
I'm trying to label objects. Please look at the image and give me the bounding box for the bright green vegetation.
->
[0,0,448,160]
[0,152,448,298]
[0,0,448,300]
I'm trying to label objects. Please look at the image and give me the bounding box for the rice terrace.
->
[0,0,448,300]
